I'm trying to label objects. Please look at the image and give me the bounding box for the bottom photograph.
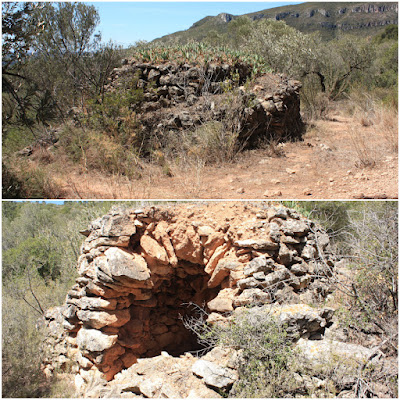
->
[2,200,398,398]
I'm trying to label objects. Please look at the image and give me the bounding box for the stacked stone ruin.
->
[107,61,303,148]
[43,203,339,385]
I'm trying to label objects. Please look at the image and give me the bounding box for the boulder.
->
[207,288,239,312]
[243,256,274,276]
[208,258,241,288]
[171,224,203,264]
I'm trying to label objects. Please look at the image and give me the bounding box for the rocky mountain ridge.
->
[155,2,398,43]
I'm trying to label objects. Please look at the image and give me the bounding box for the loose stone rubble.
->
[43,202,394,397]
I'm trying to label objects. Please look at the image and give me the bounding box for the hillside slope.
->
[155,2,398,43]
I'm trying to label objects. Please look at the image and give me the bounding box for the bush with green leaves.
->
[84,73,144,138]
[184,306,299,397]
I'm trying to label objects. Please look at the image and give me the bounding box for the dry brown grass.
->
[347,100,398,169]
[5,89,397,199]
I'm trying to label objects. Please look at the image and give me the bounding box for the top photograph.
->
[2,1,398,200]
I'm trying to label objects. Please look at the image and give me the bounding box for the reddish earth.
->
[53,111,397,200]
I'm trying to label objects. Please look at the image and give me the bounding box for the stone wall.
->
[107,61,303,148]
[43,202,339,384]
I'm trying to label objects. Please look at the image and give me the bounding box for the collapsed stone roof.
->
[106,61,304,150]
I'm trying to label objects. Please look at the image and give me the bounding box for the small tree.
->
[345,203,398,342]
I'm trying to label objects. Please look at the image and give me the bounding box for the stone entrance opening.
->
[65,210,241,381]
[118,262,220,360]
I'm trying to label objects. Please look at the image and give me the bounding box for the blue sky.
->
[4,200,65,204]
[86,2,301,47]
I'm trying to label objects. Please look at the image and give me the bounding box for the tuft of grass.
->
[349,126,377,169]
[59,125,143,179]
[344,91,397,168]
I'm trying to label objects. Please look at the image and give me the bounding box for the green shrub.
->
[83,74,144,141]
[2,124,35,156]
[184,306,299,397]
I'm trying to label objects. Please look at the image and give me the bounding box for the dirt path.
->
[58,114,398,199]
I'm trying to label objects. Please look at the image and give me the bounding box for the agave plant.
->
[127,41,271,76]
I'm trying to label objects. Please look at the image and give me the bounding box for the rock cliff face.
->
[107,61,303,149]
[253,3,399,32]
[157,2,398,43]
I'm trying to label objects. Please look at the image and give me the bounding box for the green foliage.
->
[2,1,122,132]
[84,73,144,139]
[373,41,398,89]
[2,286,49,397]
[184,306,298,397]
[3,236,62,281]
[373,24,398,44]
[2,2,42,67]
[2,3,45,125]
[33,2,100,56]
[226,311,297,398]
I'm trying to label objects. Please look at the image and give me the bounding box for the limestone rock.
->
[296,337,374,365]
[171,224,203,264]
[140,234,169,265]
[270,304,334,338]
[208,258,241,288]
[77,309,130,329]
[207,288,239,312]
[233,288,271,307]
[282,220,310,236]
[78,297,118,311]
[104,247,151,287]
[244,256,274,276]
[203,232,225,261]
[99,213,136,237]
[153,221,178,267]
[234,239,279,250]
[205,242,230,275]
[77,328,118,353]
[192,360,238,389]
